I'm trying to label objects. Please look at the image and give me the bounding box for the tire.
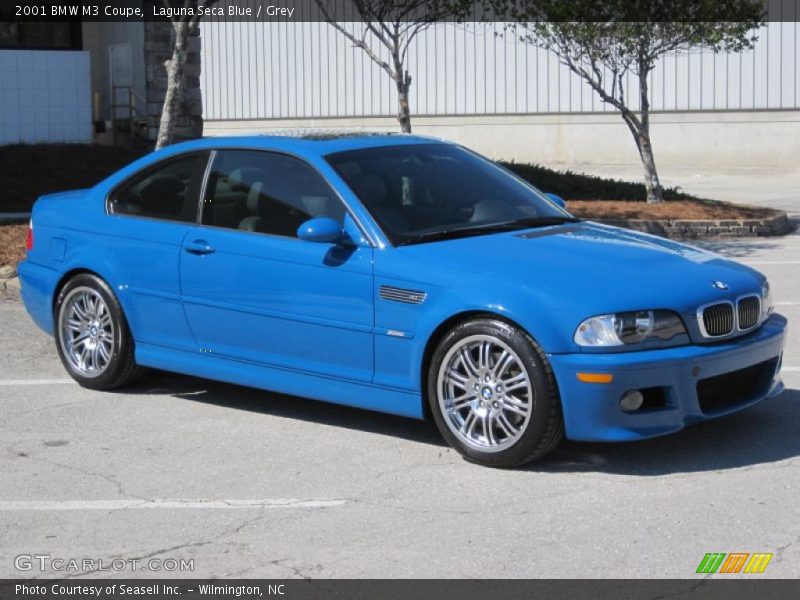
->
[427,318,564,468]
[54,273,143,390]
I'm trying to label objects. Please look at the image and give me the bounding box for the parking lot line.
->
[0,499,348,511]
[0,379,76,386]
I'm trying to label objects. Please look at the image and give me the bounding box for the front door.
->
[179,149,374,383]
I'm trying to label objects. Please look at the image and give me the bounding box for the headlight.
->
[762,280,774,319]
[574,310,687,347]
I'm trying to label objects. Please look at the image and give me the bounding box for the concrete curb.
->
[1,276,20,298]
[596,211,794,240]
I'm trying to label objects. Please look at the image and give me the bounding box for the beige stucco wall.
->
[203,110,800,170]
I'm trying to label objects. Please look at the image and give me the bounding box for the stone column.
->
[144,21,203,143]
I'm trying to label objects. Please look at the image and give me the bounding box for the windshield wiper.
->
[396,216,581,246]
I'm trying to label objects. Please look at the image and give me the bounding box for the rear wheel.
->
[54,274,142,390]
[427,318,564,468]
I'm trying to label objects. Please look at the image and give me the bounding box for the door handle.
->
[184,240,215,255]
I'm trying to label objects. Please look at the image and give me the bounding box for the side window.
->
[109,153,206,222]
[202,150,345,238]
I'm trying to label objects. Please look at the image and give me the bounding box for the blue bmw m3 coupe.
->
[18,133,786,467]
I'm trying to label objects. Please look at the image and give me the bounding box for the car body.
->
[18,133,787,466]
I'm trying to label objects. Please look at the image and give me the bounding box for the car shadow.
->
[125,370,800,475]
[536,387,800,475]
[125,369,445,447]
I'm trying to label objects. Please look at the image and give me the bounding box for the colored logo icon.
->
[696,552,773,574]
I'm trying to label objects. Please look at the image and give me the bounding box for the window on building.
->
[202,150,345,238]
[109,153,207,223]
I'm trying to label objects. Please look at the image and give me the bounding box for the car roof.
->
[160,131,449,158]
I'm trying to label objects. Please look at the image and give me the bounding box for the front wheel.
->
[427,318,564,468]
[54,273,142,390]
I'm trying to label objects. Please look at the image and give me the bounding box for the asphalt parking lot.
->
[1,227,798,579]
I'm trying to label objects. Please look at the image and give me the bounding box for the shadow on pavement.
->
[537,387,800,475]
[127,370,800,475]
[693,239,789,258]
[125,369,446,447]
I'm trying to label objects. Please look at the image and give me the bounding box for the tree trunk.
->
[638,133,663,204]
[155,22,189,150]
[636,56,663,204]
[396,78,412,133]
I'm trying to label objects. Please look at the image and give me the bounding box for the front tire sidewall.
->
[54,274,135,390]
[428,319,562,468]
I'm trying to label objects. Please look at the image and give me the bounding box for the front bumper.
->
[549,314,787,442]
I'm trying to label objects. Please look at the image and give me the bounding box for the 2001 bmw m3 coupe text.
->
[18,134,787,467]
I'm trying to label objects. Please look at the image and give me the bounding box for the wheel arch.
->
[52,268,104,316]
[419,310,536,420]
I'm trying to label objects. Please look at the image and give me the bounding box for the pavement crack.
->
[53,540,214,580]
[8,447,148,502]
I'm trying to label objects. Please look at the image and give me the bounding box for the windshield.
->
[326,143,576,246]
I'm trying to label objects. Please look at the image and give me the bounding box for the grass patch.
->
[0,144,148,213]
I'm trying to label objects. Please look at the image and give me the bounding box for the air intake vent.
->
[696,358,778,414]
[379,285,427,305]
[737,295,761,331]
[700,302,735,337]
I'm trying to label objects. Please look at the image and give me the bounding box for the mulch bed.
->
[0,223,27,267]
[566,200,775,221]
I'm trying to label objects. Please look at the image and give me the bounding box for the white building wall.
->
[199,13,800,168]
[0,50,92,145]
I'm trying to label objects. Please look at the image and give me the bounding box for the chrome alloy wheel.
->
[436,334,533,453]
[58,286,115,378]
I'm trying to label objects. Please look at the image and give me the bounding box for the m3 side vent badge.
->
[712,280,729,291]
[379,285,427,305]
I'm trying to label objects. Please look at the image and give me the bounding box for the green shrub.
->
[499,161,698,202]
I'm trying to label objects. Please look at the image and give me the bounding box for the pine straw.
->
[0,223,27,268]
[566,200,775,221]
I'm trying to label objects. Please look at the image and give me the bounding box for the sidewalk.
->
[552,163,800,216]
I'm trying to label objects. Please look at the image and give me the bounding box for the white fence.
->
[200,20,800,121]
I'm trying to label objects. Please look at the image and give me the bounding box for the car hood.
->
[394,221,765,318]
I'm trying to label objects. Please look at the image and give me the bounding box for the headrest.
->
[301,195,332,216]
[140,176,184,199]
[229,167,267,189]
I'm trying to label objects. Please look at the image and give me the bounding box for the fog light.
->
[620,390,644,412]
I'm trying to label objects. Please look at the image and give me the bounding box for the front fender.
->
[373,266,571,393]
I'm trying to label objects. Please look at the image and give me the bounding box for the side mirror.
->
[545,193,567,209]
[297,217,345,244]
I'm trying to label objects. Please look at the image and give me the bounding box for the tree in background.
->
[315,0,469,133]
[155,0,219,150]
[500,0,764,203]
